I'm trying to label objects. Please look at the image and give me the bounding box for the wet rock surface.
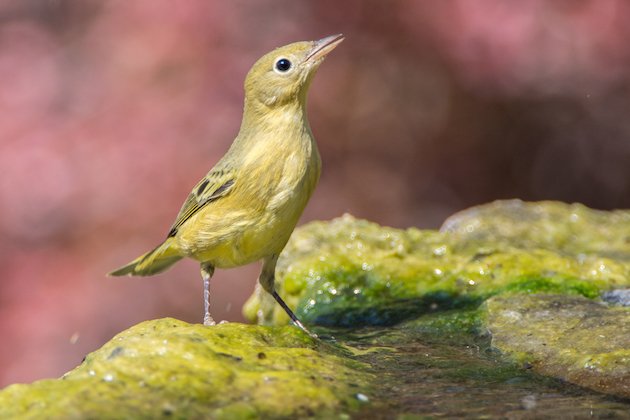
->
[345,315,630,418]
[485,293,630,400]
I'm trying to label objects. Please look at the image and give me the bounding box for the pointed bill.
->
[306,34,344,63]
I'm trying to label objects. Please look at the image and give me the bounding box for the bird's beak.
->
[306,34,344,63]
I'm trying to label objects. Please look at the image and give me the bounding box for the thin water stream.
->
[337,327,630,418]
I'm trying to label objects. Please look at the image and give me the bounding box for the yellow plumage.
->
[109,34,344,336]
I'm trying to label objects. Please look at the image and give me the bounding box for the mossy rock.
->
[484,293,630,399]
[442,199,630,258]
[0,319,371,419]
[245,201,630,327]
[3,200,630,417]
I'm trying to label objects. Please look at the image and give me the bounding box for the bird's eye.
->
[274,58,292,73]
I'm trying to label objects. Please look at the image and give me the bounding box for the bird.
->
[109,34,344,337]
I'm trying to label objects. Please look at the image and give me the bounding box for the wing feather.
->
[167,168,236,237]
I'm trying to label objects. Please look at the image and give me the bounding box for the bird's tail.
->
[108,237,183,277]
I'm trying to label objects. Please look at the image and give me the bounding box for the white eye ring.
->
[273,57,293,74]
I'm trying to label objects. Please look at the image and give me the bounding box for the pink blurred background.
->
[2,0,630,386]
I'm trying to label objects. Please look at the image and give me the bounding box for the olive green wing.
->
[167,168,236,237]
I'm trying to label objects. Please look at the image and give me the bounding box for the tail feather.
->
[108,238,183,277]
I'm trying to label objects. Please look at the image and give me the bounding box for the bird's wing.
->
[167,167,236,237]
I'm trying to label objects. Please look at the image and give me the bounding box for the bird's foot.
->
[203,314,216,326]
[293,319,318,339]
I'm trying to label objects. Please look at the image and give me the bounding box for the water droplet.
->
[356,393,369,402]
[433,245,447,256]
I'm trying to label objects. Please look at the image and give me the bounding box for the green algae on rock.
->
[0,318,372,419]
[485,293,630,399]
[245,203,630,327]
[441,199,630,258]
[245,214,466,327]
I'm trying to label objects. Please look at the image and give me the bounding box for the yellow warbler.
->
[109,34,344,336]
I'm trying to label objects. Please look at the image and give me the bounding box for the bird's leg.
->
[259,255,317,338]
[200,263,216,326]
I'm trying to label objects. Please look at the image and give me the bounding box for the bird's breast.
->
[183,129,320,268]
[239,131,320,254]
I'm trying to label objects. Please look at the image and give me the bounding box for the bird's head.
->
[243,34,344,110]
